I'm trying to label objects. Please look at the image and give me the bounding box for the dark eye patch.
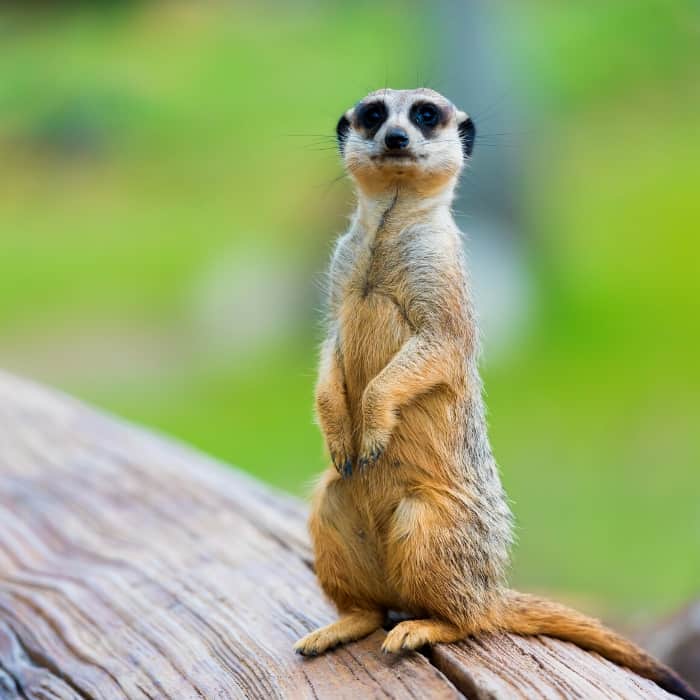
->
[336,114,350,154]
[356,101,387,136]
[458,116,476,157]
[410,101,443,135]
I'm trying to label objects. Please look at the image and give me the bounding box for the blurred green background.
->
[1,1,698,618]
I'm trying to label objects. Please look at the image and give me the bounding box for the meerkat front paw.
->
[358,430,388,469]
[316,388,355,477]
[327,434,355,478]
[359,387,396,468]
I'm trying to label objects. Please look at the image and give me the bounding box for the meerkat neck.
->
[355,184,456,234]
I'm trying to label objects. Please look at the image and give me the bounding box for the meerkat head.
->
[335,87,475,196]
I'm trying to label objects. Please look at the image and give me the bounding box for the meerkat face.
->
[336,88,475,195]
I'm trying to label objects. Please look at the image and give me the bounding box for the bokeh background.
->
[1,0,698,623]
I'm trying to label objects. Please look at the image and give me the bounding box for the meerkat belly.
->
[325,471,418,608]
[339,289,410,418]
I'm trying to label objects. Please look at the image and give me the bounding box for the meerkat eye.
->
[411,102,440,129]
[358,102,387,131]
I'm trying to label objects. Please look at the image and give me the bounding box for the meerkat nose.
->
[384,128,410,150]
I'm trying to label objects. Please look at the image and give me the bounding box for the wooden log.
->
[0,371,679,699]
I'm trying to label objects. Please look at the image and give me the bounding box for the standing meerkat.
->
[294,87,698,700]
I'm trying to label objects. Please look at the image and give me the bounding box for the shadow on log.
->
[0,371,685,698]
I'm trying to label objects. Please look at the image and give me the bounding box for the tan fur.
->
[294,88,698,700]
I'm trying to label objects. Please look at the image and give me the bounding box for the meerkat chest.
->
[335,246,412,403]
[340,290,408,390]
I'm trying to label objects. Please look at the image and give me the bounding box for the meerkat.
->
[293,87,698,700]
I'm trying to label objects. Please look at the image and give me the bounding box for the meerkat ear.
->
[456,111,476,158]
[336,110,352,154]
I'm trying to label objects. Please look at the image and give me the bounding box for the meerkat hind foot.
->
[381,618,464,654]
[295,609,383,656]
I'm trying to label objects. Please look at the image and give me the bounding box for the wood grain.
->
[0,371,677,699]
[431,634,679,699]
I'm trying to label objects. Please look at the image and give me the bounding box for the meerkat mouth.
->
[373,152,417,162]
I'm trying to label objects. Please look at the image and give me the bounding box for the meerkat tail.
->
[496,590,699,700]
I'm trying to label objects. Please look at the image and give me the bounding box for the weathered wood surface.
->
[0,371,679,699]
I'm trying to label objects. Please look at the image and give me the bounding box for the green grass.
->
[489,76,700,612]
[92,337,325,495]
[0,2,423,328]
[0,1,698,615]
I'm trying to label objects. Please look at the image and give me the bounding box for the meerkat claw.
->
[295,646,317,656]
[358,444,384,469]
[331,453,353,478]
